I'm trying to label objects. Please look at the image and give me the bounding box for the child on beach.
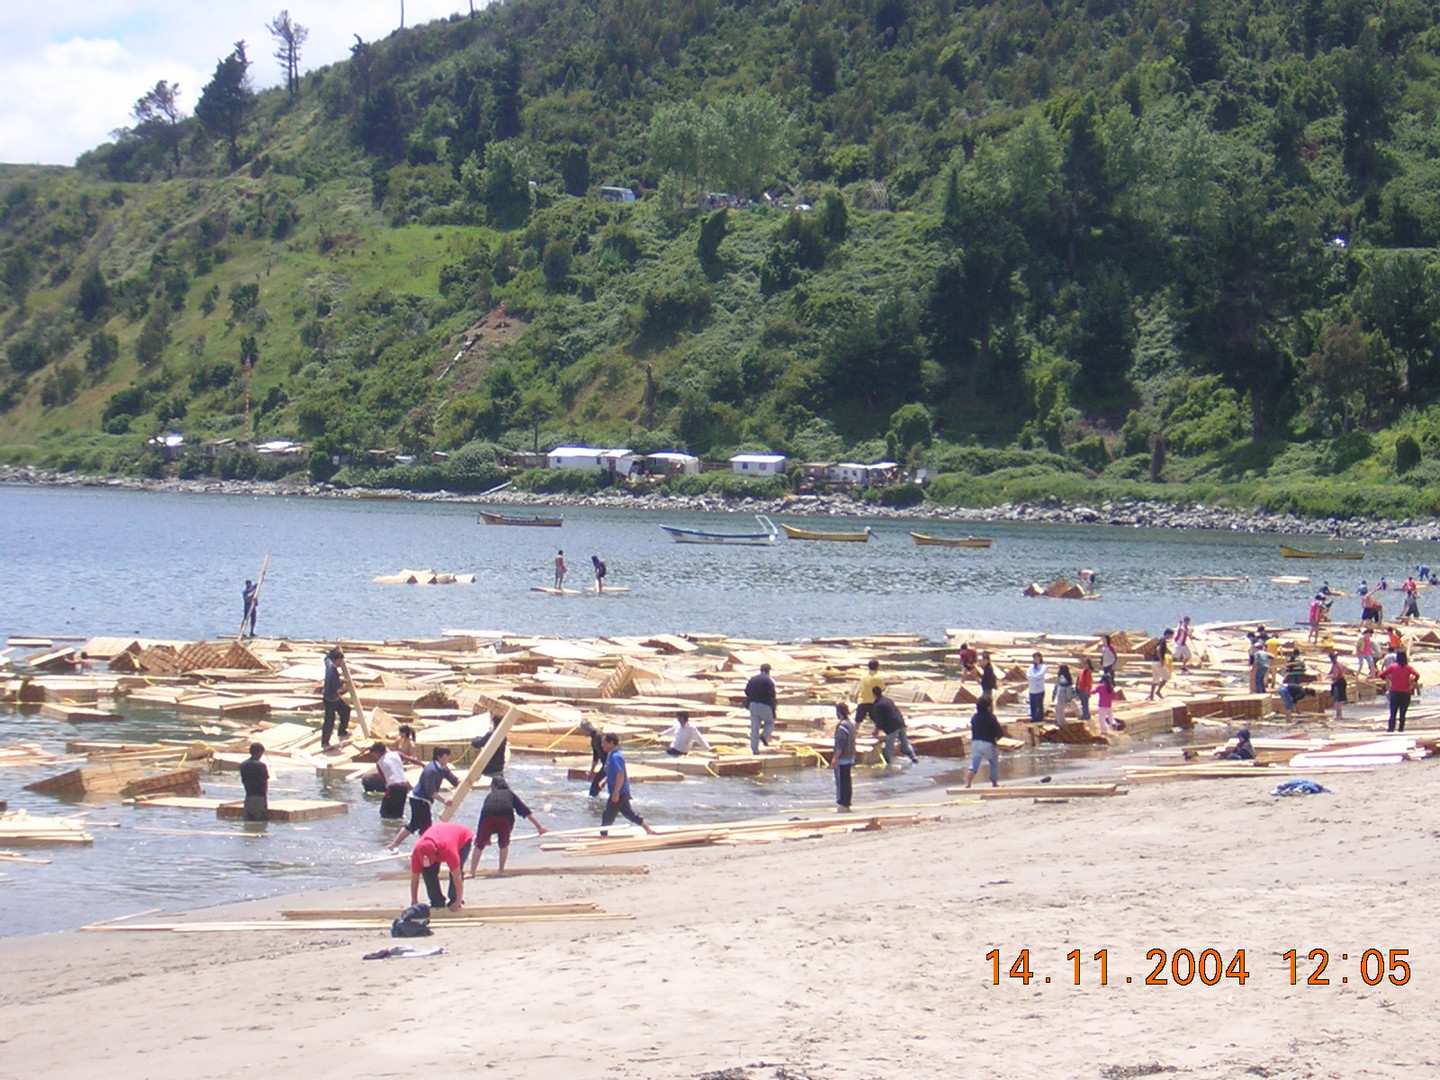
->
[1053,664,1073,723]
[1096,673,1118,734]
[1147,629,1173,700]
[1075,659,1094,721]
[1355,629,1376,675]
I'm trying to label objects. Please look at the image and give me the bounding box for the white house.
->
[829,462,869,486]
[548,446,606,470]
[645,452,700,476]
[730,453,787,477]
[548,446,638,474]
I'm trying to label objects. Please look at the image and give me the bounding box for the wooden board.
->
[216,799,349,822]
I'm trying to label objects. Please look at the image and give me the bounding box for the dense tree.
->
[195,42,254,169]
[77,266,109,322]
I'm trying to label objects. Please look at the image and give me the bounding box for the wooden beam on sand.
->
[83,913,634,933]
[376,864,649,880]
[957,784,1126,799]
[281,902,601,920]
[438,705,519,822]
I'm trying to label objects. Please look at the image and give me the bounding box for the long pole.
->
[439,706,519,822]
[239,550,270,640]
[336,651,370,740]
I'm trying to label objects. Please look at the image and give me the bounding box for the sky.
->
[0,1,486,166]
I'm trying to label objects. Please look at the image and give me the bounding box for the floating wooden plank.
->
[38,703,124,723]
[217,799,348,822]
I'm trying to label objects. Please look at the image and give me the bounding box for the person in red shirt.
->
[410,820,473,911]
[1075,659,1095,723]
[1381,651,1421,733]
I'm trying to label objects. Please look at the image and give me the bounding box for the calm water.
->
[1,486,1431,936]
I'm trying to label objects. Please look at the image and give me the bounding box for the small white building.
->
[730,453,787,477]
[548,446,638,474]
[548,446,606,470]
[829,462,869,486]
[645,452,700,476]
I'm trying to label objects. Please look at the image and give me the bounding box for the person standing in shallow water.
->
[1026,652,1047,723]
[239,742,268,822]
[591,554,607,593]
[554,549,567,591]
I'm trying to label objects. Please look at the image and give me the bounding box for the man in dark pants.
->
[321,647,351,749]
[238,742,269,822]
[599,733,657,836]
[241,579,258,638]
[469,712,508,779]
[870,687,918,765]
[409,820,473,911]
[580,719,607,796]
[388,747,460,850]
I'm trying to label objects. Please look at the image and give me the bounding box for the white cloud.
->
[0,2,481,165]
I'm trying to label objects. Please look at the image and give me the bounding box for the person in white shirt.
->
[372,742,412,820]
[1026,652,1047,723]
[665,711,711,756]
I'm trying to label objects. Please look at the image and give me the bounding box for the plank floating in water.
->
[216,799,348,822]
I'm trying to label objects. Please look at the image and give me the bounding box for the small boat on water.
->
[909,532,994,548]
[1280,545,1363,561]
[780,522,872,542]
[479,510,564,527]
[661,515,777,546]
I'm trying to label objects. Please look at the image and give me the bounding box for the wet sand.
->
[1,749,1434,1080]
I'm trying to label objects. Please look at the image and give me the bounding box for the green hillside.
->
[4,0,1440,514]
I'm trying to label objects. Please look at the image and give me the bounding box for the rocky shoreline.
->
[4,462,1438,541]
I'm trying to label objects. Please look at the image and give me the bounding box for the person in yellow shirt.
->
[855,659,885,725]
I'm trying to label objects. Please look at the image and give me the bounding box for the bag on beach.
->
[391,902,433,938]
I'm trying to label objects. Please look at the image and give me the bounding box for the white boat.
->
[660,515,778,546]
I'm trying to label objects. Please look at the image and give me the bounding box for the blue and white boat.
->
[660,515,777,546]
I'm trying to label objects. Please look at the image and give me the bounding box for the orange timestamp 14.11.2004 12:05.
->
[986,948,1412,987]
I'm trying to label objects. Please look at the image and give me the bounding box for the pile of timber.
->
[0,809,94,845]
[373,569,477,585]
[1122,732,1433,782]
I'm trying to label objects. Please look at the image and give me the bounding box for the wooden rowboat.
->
[909,532,993,548]
[780,522,872,542]
[479,511,563,527]
[1280,545,1363,561]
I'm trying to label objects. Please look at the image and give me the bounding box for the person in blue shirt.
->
[388,747,460,850]
[598,733,657,836]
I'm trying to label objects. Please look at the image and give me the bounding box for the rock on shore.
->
[3,463,1436,541]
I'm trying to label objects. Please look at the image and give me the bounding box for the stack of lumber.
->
[0,809,94,845]
[373,569,477,585]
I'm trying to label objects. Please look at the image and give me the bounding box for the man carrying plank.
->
[467,777,547,877]
[321,648,351,749]
[410,820,472,912]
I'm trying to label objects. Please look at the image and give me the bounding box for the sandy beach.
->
[2,753,1434,1080]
